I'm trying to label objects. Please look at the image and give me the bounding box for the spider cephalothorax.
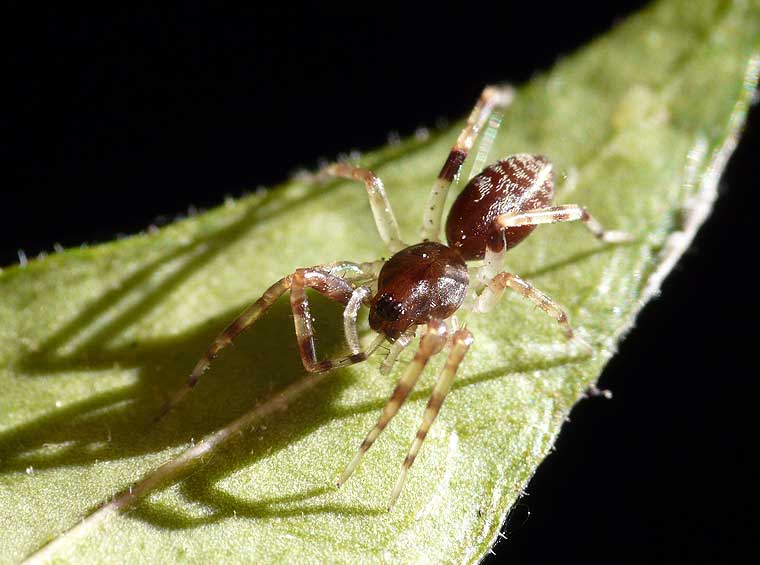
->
[368,242,468,341]
[159,85,630,509]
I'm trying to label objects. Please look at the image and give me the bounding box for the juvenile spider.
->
[159,85,630,509]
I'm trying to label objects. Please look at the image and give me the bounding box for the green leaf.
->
[1,1,757,562]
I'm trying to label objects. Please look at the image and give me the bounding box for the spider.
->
[158,85,630,509]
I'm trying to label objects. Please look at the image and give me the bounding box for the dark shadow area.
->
[15,127,440,368]
[2,201,590,526]
[1,122,444,475]
[2,118,597,524]
[121,355,584,529]
[133,485,387,528]
[3,262,585,521]
[3,297,321,470]
[0,125,456,476]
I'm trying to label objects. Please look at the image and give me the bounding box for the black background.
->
[5,4,758,562]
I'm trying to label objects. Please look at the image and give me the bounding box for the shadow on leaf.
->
[0,125,614,527]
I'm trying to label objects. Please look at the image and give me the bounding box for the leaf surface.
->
[1,1,758,562]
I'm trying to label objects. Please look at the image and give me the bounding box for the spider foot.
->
[601,230,634,243]
[584,384,613,399]
[569,333,593,356]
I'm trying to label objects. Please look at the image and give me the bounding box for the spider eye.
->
[373,293,404,322]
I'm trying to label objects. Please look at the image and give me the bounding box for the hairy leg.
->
[420,85,514,241]
[312,163,405,252]
[337,320,448,487]
[290,268,377,372]
[155,275,294,420]
[495,204,631,243]
[388,328,474,509]
[157,263,375,420]
[474,270,590,352]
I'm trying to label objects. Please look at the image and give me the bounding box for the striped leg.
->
[388,328,474,509]
[290,268,378,372]
[495,204,631,243]
[420,85,514,241]
[156,263,374,421]
[474,270,590,352]
[337,320,448,487]
[316,163,405,252]
[155,275,294,420]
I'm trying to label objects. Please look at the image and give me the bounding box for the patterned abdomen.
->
[445,154,555,260]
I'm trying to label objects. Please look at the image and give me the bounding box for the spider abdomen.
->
[445,153,555,260]
[368,242,468,341]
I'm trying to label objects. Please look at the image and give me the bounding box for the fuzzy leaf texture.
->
[1,1,758,563]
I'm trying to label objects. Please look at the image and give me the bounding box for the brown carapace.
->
[158,85,630,509]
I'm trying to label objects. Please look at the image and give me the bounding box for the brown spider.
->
[158,85,630,509]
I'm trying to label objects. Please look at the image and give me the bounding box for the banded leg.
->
[388,328,474,509]
[156,263,373,421]
[317,163,405,252]
[155,275,294,420]
[495,204,631,243]
[290,268,378,372]
[420,85,514,241]
[474,270,589,351]
[337,320,448,487]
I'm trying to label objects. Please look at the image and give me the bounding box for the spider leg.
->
[156,263,376,420]
[337,320,447,487]
[323,260,381,285]
[420,85,514,242]
[344,286,372,355]
[380,326,417,375]
[474,270,590,352]
[465,107,504,182]
[478,233,508,284]
[388,328,474,510]
[343,259,386,282]
[312,163,405,252]
[495,204,631,243]
[290,268,379,372]
[155,274,294,420]
[474,208,630,350]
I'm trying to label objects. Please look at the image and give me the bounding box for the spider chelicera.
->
[159,85,630,509]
